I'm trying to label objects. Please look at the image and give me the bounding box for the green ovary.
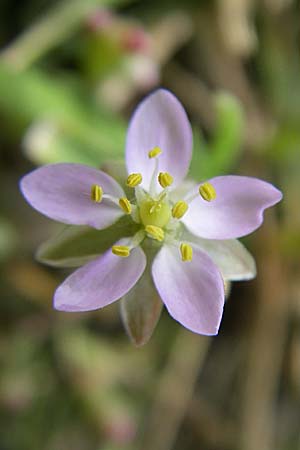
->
[139,199,171,228]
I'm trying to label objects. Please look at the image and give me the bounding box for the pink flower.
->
[20,90,282,335]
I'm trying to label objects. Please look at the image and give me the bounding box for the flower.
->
[20,89,282,336]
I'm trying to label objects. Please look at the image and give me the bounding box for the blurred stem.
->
[1,0,126,70]
[240,214,288,450]
[139,330,210,450]
[164,61,216,131]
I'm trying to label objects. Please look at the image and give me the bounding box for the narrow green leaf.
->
[209,92,244,173]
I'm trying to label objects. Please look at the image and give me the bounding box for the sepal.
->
[36,216,139,267]
[120,267,162,347]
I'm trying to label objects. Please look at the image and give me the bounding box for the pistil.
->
[139,198,171,228]
[148,146,162,195]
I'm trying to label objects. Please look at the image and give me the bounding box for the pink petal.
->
[20,163,125,229]
[126,89,192,192]
[152,244,225,335]
[54,242,146,312]
[182,176,282,239]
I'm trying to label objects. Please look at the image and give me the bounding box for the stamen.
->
[145,225,164,242]
[126,173,142,187]
[112,231,145,258]
[180,243,193,262]
[119,197,132,214]
[157,191,167,203]
[199,182,216,202]
[112,245,130,257]
[148,146,162,159]
[158,172,173,188]
[131,230,145,247]
[172,201,188,219]
[91,184,103,203]
[139,198,171,228]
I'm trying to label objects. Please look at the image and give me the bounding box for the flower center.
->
[90,146,216,261]
[139,198,171,228]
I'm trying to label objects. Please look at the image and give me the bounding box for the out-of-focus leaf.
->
[56,327,128,385]
[258,21,300,121]
[1,0,131,70]
[36,216,139,267]
[82,34,123,82]
[188,128,207,180]
[0,331,54,416]
[267,125,300,162]
[280,229,300,258]
[120,267,162,347]
[55,327,140,442]
[190,92,244,180]
[209,92,244,171]
[0,63,126,165]
[55,327,150,392]
[0,219,18,261]
[23,119,107,166]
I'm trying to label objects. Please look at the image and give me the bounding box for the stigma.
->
[139,198,171,228]
[91,184,103,203]
[199,182,216,202]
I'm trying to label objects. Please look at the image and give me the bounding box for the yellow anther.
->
[199,182,216,202]
[145,225,164,242]
[126,173,142,187]
[172,201,188,219]
[148,146,162,159]
[158,172,173,188]
[180,243,193,262]
[91,184,103,203]
[119,197,132,214]
[112,245,130,257]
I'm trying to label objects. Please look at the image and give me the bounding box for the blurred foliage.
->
[0,0,299,450]
[0,63,126,165]
[190,92,244,180]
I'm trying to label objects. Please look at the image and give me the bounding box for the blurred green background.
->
[0,0,299,449]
